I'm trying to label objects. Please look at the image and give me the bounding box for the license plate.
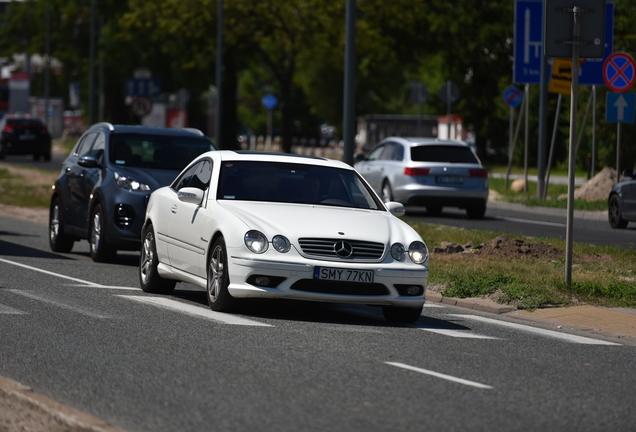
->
[314,267,374,283]
[436,175,463,184]
[19,134,35,141]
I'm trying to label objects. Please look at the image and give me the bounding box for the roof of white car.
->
[203,150,353,169]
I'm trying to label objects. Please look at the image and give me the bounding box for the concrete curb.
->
[427,291,517,314]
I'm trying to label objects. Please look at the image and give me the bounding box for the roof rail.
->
[182,127,204,136]
[91,122,115,131]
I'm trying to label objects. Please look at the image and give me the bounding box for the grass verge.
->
[0,167,54,208]
[408,220,636,310]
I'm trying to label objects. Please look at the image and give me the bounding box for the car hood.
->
[111,167,179,190]
[217,201,406,241]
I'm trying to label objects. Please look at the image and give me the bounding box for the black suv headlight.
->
[114,172,150,191]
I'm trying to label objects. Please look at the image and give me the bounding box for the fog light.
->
[255,276,270,286]
[406,285,421,296]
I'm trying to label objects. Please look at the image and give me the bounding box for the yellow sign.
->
[549,58,585,95]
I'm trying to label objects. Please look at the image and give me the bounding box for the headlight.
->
[114,172,150,191]
[272,235,291,253]
[408,241,429,264]
[390,243,406,261]
[245,230,268,253]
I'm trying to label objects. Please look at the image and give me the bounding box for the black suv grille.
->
[298,238,385,261]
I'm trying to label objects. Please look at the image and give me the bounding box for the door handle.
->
[171,205,177,214]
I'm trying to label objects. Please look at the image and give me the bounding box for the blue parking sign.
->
[514,1,543,84]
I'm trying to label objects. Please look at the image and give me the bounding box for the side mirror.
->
[622,168,635,179]
[354,153,366,163]
[177,187,205,205]
[78,155,100,168]
[385,201,405,218]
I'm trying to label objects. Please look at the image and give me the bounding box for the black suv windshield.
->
[109,133,214,171]
[218,161,382,210]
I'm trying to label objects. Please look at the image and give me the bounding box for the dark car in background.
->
[355,137,489,219]
[0,115,52,161]
[49,123,217,262]
[608,168,636,229]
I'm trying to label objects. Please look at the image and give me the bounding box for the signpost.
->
[125,78,162,99]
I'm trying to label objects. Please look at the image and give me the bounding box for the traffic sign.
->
[438,81,460,104]
[502,86,523,107]
[514,1,614,85]
[261,94,278,110]
[606,92,635,123]
[603,52,636,92]
[125,78,161,98]
[544,0,605,59]
[131,95,153,117]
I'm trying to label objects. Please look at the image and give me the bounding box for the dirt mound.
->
[557,167,617,201]
[433,235,614,261]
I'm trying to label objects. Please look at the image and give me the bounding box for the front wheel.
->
[609,195,628,229]
[382,305,423,324]
[89,204,116,262]
[139,225,176,294]
[49,197,74,253]
[207,237,238,312]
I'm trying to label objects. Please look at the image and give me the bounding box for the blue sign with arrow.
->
[606,92,635,123]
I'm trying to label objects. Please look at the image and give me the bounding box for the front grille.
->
[291,279,390,296]
[298,238,385,261]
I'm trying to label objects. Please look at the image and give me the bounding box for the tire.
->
[381,181,393,203]
[49,197,74,253]
[139,225,176,294]
[466,204,486,219]
[89,204,117,262]
[609,195,628,229]
[382,305,423,324]
[426,206,442,216]
[207,237,238,312]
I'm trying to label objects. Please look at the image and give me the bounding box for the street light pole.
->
[342,0,356,165]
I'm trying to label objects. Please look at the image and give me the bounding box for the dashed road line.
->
[9,290,115,319]
[417,326,501,339]
[386,362,493,389]
[0,303,26,314]
[118,296,273,327]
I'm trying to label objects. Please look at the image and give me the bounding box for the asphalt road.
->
[1,214,635,432]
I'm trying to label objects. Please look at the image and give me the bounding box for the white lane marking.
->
[0,258,140,290]
[0,303,26,314]
[499,217,565,227]
[118,296,273,327]
[9,290,114,318]
[63,284,140,291]
[417,327,500,339]
[448,314,621,346]
[386,362,493,390]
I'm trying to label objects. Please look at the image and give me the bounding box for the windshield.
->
[109,133,215,171]
[218,161,383,210]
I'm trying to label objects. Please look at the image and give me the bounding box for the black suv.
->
[0,115,52,161]
[49,123,217,262]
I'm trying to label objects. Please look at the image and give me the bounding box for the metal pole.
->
[88,0,95,125]
[543,93,562,201]
[98,15,104,122]
[565,6,581,287]
[524,83,529,192]
[616,123,621,183]
[214,0,223,146]
[591,85,596,177]
[538,55,548,200]
[342,0,356,165]
[446,80,451,139]
[44,2,50,129]
[505,93,526,188]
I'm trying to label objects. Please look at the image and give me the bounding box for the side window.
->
[173,160,212,191]
[367,145,384,161]
[380,143,397,160]
[88,133,105,164]
[393,144,404,161]
[74,133,97,157]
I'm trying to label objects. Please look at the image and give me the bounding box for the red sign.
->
[131,95,153,117]
[603,52,636,92]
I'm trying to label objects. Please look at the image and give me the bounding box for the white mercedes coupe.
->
[139,151,429,323]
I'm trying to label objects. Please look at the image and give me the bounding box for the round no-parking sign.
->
[502,86,523,108]
[603,52,636,92]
